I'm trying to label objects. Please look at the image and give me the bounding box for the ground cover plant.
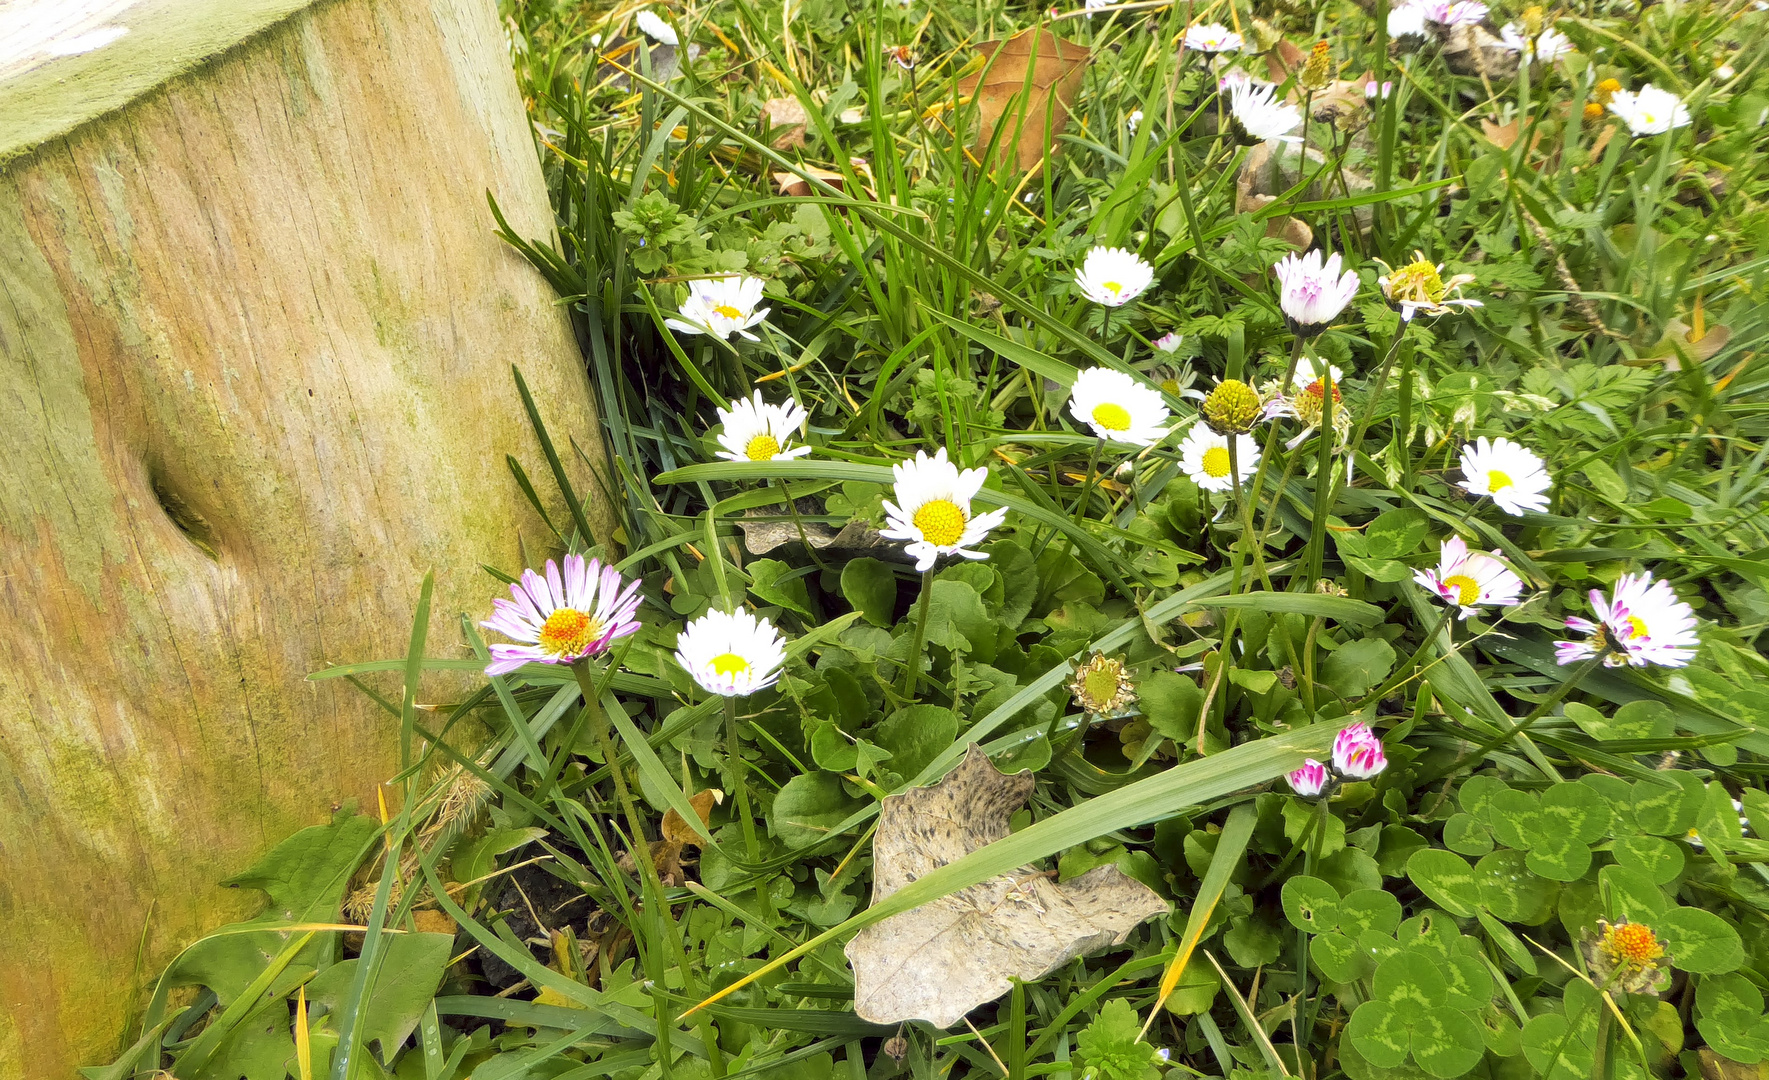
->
[93,0,1769,1077]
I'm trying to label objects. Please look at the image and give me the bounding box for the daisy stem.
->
[1073,436,1106,528]
[724,695,762,864]
[1429,652,1607,782]
[898,566,938,701]
[1292,795,1331,1049]
[1303,368,1337,587]
[1396,337,1416,491]
[1356,601,1456,707]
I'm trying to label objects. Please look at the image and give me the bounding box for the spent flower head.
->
[1555,571,1698,668]
[714,391,812,462]
[675,608,787,697]
[1585,919,1671,994]
[880,448,1009,571]
[1202,379,1264,435]
[481,555,644,676]
[1300,41,1333,91]
[1375,253,1482,320]
[1070,654,1138,717]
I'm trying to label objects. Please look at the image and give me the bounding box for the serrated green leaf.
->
[307,933,454,1065]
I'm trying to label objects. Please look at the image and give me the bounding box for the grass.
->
[96,0,1769,1077]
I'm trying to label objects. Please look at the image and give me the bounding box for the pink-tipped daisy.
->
[482,554,644,675]
[1331,722,1387,779]
[1288,759,1330,797]
[1414,536,1524,619]
[1555,572,1698,668]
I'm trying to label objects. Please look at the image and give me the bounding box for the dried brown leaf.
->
[1441,23,1520,79]
[761,96,809,150]
[845,746,1168,1026]
[956,29,1090,172]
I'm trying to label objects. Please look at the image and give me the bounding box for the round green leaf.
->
[1522,1014,1593,1080]
[1407,849,1478,918]
[1457,775,1507,822]
[1656,906,1744,974]
[1525,832,1593,883]
[1630,775,1701,837]
[1475,849,1556,924]
[1440,952,1494,1012]
[1319,847,1385,896]
[1409,1007,1486,1079]
[1556,881,1600,941]
[1580,774,1637,831]
[1696,972,1764,1027]
[1339,889,1405,938]
[768,773,862,850]
[1443,813,1494,857]
[1375,951,1450,1009]
[1598,864,1668,922]
[1311,931,1373,984]
[1281,875,1342,933]
[1541,782,1613,843]
[1161,958,1219,1016]
[1360,926,1404,967]
[840,558,899,628]
[1478,1007,1522,1057]
[1611,835,1684,885]
[1347,1001,1412,1069]
[1486,788,1541,850]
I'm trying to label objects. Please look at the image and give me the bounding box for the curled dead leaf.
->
[845,746,1168,1026]
[956,29,1089,172]
[774,157,876,199]
[761,96,810,150]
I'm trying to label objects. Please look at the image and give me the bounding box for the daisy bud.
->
[1152,331,1184,354]
[1273,251,1359,337]
[1330,722,1387,780]
[1288,759,1330,797]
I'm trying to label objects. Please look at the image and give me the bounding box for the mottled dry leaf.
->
[761,96,809,149]
[1237,143,1314,250]
[846,746,1168,1026]
[773,158,875,199]
[623,788,722,886]
[1442,23,1519,79]
[956,29,1089,172]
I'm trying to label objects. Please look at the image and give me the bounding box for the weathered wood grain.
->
[0,0,606,1072]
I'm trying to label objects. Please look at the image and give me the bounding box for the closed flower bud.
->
[1330,721,1387,779]
[1288,759,1330,797]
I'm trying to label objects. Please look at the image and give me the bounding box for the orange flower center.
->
[538,608,602,657]
[913,499,968,547]
[1608,922,1661,965]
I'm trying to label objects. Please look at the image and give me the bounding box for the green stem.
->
[1592,999,1614,1080]
[1292,797,1331,1048]
[898,566,938,700]
[1074,437,1106,528]
[1396,338,1416,491]
[1357,603,1456,706]
[1303,367,1337,587]
[1430,653,1607,782]
[724,696,761,864]
[1328,318,1412,508]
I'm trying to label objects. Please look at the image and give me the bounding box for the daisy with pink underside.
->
[1415,536,1523,619]
[1555,572,1698,668]
[481,554,644,675]
[1331,722,1387,779]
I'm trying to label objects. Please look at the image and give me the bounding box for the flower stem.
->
[1292,796,1331,1048]
[1073,436,1106,528]
[1303,367,1337,587]
[1430,653,1607,782]
[1396,337,1416,491]
[1357,602,1456,706]
[724,695,761,863]
[898,566,938,701]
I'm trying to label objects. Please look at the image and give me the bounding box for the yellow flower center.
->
[1091,403,1133,432]
[1103,280,1123,294]
[1389,259,1447,305]
[1441,574,1481,606]
[1624,614,1650,640]
[745,434,781,460]
[710,652,751,676]
[1605,922,1662,965]
[1083,666,1121,707]
[913,499,968,547]
[538,608,602,657]
[714,303,744,319]
[1487,469,1514,492]
[1201,446,1232,479]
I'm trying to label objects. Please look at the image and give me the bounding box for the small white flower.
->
[1228,79,1303,144]
[880,448,1009,571]
[1388,3,1429,38]
[1074,246,1155,307]
[1458,436,1550,516]
[1500,23,1573,64]
[1609,84,1692,136]
[1274,250,1359,333]
[1555,572,1699,668]
[1184,23,1244,52]
[665,276,771,341]
[1126,109,1144,135]
[715,392,813,462]
[675,609,787,696]
[1178,426,1259,491]
[1414,536,1524,618]
[1418,0,1488,26]
[1152,331,1184,354]
[635,9,679,45]
[1069,367,1171,446]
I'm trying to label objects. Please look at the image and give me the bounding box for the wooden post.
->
[0,0,608,1072]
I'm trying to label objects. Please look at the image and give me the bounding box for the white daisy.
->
[1609,84,1692,136]
[1152,331,1184,354]
[1414,536,1524,618]
[1286,355,1345,394]
[1500,23,1573,64]
[1178,426,1260,492]
[1074,246,1155,307]
[1457,436,1550,516]
[1388,3,1429,38]
[635,9,679,45]
[1418,0,1488,26]
[1274,250,1360,334]
[880,448,1010,571]
[1126,109,1144,134]
[1068,367,1171,446]
[1228,79,1303,144]
[715,391,813,462]
[1184,23,1244,52]
[1555,572,1698,668]
[675,609,787,696]
[665,276,771,341]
